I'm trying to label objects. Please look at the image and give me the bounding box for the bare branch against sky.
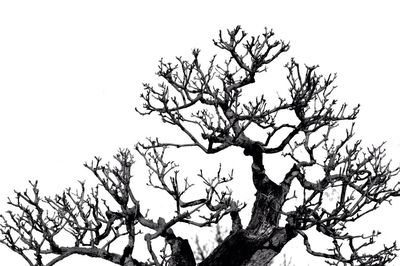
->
[1,1,400,266]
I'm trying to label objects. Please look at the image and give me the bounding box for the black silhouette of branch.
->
[0,146,245,266]
[136,141,245,229]
[137,26,399,266]
[0,150,151,266]
[283,126,400,265]
[1,25,399,266]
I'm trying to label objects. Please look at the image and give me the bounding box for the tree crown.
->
[1,26,399,266]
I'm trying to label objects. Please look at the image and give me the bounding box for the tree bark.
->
[167,236,196,266]
[199,227,295,266]
[198,142,297,266]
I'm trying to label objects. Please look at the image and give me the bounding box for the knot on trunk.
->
[243,142,264,171]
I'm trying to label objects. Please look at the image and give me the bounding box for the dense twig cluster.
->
[0,147,243,266]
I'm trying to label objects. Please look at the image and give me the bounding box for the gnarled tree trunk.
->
[197,142,298,266]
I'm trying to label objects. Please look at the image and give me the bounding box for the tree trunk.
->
[199,227,294,266]
[199,142,297,266]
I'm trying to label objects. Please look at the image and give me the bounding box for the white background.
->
[1,1,400,265]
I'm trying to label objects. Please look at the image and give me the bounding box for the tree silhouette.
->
[1,26,399,266]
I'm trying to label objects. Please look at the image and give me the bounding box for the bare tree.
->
[1,26,399,266]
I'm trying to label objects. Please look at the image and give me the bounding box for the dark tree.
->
[1,26,399,266]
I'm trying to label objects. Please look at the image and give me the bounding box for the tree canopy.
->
[1,26,399,266]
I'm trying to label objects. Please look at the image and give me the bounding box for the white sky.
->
[1,1,400,265]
